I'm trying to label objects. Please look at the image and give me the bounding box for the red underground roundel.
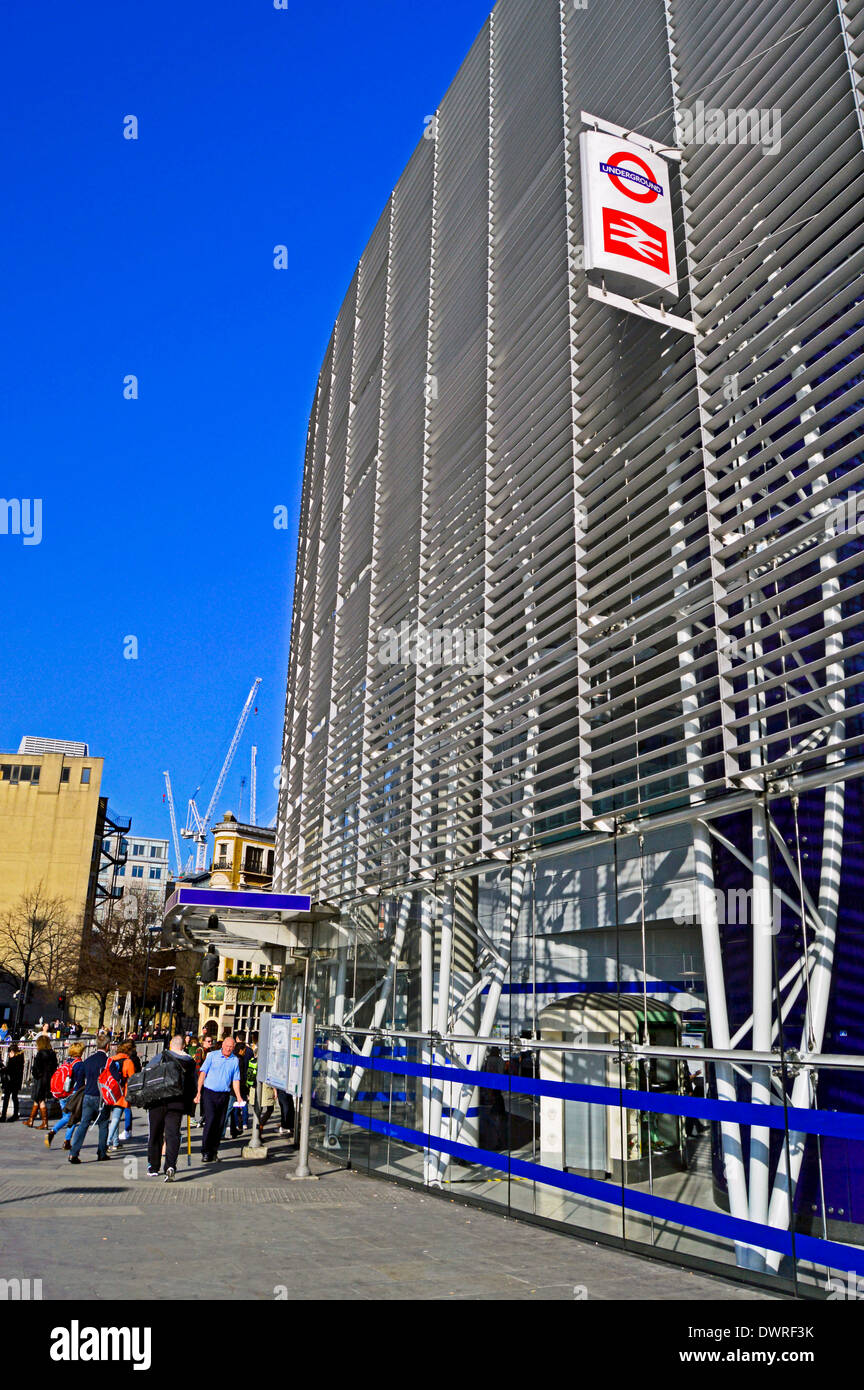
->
[600,150,663,203]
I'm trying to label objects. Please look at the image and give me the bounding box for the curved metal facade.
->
[279,0,864,903]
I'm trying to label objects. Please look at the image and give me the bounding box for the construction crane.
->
[250,745,257,825]
[162,770,183,877]
[181,677,262,871]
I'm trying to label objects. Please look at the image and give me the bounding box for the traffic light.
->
[57,993,67,1011]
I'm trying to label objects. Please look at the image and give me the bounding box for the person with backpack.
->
[120,1042,142,1143]
[45,1042,85,1148]
[144,1035,197,1181]
[67,1033,111,1163]
[105,1042,136,1151]
[23,1035,58,1129]
[1,1044,25,1121]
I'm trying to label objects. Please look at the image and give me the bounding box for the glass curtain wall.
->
[305,777,864,1298]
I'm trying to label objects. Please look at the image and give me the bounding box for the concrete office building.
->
[276,0,864,1295]
[0,738,114,1028]
[0,738,106,930]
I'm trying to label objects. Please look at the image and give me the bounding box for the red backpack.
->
[97,1058,125,1106]
[50,1059,75,1099]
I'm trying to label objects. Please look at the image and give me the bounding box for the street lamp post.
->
[141,931,154,1033]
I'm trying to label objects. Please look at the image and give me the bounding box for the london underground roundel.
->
[601,151,662,203]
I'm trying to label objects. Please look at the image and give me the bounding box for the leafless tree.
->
[0,884,77,1027]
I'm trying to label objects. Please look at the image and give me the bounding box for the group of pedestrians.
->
[4,1025,296,1178]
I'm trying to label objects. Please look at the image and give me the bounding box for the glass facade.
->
[295,787,864,1295]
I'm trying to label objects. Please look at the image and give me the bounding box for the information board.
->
[264,1012,305,1097]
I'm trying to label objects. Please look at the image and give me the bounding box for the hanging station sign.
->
[579,115,694,335]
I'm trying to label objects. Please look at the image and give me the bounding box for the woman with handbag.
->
[23,1036,58,1129]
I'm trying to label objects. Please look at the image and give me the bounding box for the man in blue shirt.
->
[194,1035,243,1162]
[68,1035,111,1163]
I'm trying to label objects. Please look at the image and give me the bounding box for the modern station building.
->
[275,0,864,1295]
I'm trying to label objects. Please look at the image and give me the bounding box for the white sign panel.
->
[264,1011,304,1094]
[286,1014,305,1097]
[580,130,678,298]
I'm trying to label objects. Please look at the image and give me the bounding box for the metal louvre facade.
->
[277,0,864,1294]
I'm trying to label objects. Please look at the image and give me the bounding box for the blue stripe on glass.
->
[486,980,704,995]
[312,1099,864,1277]
[313,1047,864,1143]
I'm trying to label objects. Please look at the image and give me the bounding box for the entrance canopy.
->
[161,885,339,957]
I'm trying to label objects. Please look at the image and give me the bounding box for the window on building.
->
[60,767,70,783]
[149,867,161,880]
[8,766,20,784]
[133,844,144,856]
[217,842,229,863]
[116,865,124,877]
[31,766,40,784]
[131,865,144,878]
[245,847,263,874]
[150,846,160,857]
[80,767,91,784]
[0,766,10,781]
[102,839,111,853]
[266,849,274,874]
[19,765,32,782]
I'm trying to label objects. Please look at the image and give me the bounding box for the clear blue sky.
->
[0,0,492,862]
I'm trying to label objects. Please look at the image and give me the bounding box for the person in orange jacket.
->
[106,1041,136,1151]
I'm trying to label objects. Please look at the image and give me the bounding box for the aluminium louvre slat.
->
[721,584,864,667]
[692,148,863,339]
[709,298,864,440]
[583,517,710,619]
[727,672,864,738]
[584,644,720,705]
[719,531,864,628]
[712,413,864,520]
[695,175,864,351]
[706,322,864,464]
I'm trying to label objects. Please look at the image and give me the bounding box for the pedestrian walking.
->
[45,1042,85,1148]
[192,1035,212,1126]
[248,1042,277,1139]
[105,1042,136,1150]
[146,1035,197,1181]
[0,1022,10,1044]
[275,1087,295,1137]
[194,1034,243,1163]
[23,1035,58,1129]
[230,1031,252,1137]
[67,1033,111,1164]
[121,1042,142,1142]
[477,1045,507,1150]
[1,1044,24,1121]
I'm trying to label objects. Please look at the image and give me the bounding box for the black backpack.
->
[126,1050,186,1109]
